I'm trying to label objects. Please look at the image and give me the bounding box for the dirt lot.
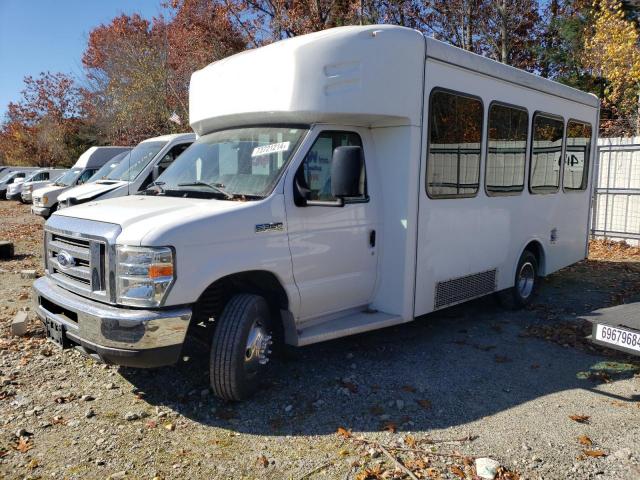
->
[1,200,639,480]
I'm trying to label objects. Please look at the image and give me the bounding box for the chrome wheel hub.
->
[517,262,535,299]
[244,319,272,370]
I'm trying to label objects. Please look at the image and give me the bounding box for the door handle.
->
[369,229,376,248]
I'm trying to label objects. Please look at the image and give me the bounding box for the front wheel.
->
[497,250,538,309]
[209,294,274,401]
[43,204,57,220]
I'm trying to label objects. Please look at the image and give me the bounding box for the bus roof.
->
[190,25,598,135]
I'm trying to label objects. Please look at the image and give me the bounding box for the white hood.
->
[53,194,276,247]
[58,180,127,203]
[32,184,68,203]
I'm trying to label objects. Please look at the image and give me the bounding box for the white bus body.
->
[33,26,598,400]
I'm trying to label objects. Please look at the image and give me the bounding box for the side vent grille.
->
[434,269,497,309]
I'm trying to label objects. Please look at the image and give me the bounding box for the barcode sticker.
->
[251,141,290,157]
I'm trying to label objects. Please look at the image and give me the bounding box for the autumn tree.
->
[163,0,247,122]
[82,4,246,145]
[0,72,87,166]
[583,0,640,135]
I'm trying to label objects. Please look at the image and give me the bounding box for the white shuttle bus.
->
[33,26,598,400]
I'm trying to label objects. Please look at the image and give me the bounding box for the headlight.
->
[116,246,175,307]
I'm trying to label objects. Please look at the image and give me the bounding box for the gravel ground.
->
[1,201,639,480]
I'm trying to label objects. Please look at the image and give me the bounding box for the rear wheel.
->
[497,250,538,309]
[209,294,274,401]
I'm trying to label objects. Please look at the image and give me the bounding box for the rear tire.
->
[497,250,538,309]
[209,294,274,401]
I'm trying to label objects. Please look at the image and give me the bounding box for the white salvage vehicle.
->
[33,26,598,400]
[56,134,195,209]
[31,146,131,219]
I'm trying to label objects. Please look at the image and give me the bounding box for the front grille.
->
[434,269,497,309]
[46,232,106,295]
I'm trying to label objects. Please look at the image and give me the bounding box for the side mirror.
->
[152,165,161,181]
[331,146,363,198]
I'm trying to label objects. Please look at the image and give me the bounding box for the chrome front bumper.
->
[31,205,51,217]
[33,276,192,367]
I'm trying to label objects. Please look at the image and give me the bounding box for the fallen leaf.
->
[578,435,592,446]
[336,427,352,439]
[14,437,32,453]
[339,380,358,394]
[449,465,465,478]
[401,385,416,393]
[256,454,269,467]
[405,458,429,470]
[426,467,442,479]
[51,415,66,425]
[417,399,432,409]
[381,421,397,433]
[338,448,350,457]
[146,420,157,429]
[569,414,590,424]
[164,422,175,431]
[404,435,416,448]
[494,355,512,363]
[583,449,607,457]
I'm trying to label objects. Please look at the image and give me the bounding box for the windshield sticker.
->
[251,141,290,158]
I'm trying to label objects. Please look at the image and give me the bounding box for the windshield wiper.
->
[144,181,166,195]
[177,181,233,199]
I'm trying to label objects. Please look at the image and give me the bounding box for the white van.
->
[0,170,30,198]
[57,134,195,209]
[31,146,131,218]
[33,26,598,400]
[7,168,67,202]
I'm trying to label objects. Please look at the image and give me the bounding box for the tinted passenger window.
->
[486,104,528,194]
[530,114,564,193]
[427,90,483,198]
[563,121,592,191]
[77,169,96,185]
[298,131,365,202]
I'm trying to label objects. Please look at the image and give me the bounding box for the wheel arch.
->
[188,269,291,343]
[521,239,546,276]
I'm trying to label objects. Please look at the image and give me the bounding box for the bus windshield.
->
[154,127,307,199]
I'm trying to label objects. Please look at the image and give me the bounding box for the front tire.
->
[43,204,57,220]
[209,294,274,401]
[497,250,538,309]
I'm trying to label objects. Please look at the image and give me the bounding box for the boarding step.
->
[295,310,404,346]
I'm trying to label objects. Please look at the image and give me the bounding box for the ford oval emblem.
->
[56,251,76,269]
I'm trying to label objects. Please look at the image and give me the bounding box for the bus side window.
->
[529,113,564,194]
[563,120,592,191]
[426,89,483,198]
[485,103,528,195]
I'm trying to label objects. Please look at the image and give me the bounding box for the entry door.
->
[285,128,379,321]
